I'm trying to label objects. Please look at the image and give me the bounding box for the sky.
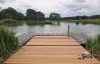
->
[0,0,100,17]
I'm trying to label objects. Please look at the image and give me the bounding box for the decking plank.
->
[5,36,99,64]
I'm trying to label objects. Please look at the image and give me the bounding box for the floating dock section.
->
[5,36,99,64]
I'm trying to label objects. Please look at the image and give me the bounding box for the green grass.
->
[25,20,53,25]
[0,19,23,26]
[20,20,52,25]
[0,26,19,62]
[0,22,3,25]
[1,19,100,25]
[0,19,53,26]
[67,19,100,24]
[86,34,100,58]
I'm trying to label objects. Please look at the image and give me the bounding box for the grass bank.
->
[0,26,19,63]
[23,20,53,25]
[0,19,23,26]
[67,19,100,24]
[0,19,53,26]
[86,34,100,61]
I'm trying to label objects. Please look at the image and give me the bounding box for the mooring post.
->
[68,24,70,37]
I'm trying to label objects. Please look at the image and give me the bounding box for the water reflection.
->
[76,22,79,25]
[7,21,100,37]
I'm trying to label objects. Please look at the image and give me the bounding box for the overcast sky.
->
[0,0,100,17]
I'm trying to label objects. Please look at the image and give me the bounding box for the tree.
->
[0,12,2,20]
[26,9,37,20]
[0,7,18,19]
[36,12,45,20]
[16,12,25,20]
[49,13,61,20]
[82,15,88,19]
[0,7,2,11]
[0,7,25,20]
[90,15,100,19]
[76,16,80,19]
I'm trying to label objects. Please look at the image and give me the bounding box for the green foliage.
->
[66,19,100,25]
[63,15,100,20]
[86,37,93,50]
[1,19,23,26]
[0,61,3,64]
[16,12,24,20]
[49,13,61,20]
[36,12,45,20]
[26,9,45,20]
[0,26,19,60]
[0,7,24,20]
[0,22,3,25]
[25,20,52,25]
[2,19,17,23]
[86,35,100,54]
[26,9,37,20]
[0,7,45,20]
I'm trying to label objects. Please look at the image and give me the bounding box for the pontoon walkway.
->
[5,36,99,64]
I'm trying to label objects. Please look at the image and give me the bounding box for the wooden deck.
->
[5,36,99,64]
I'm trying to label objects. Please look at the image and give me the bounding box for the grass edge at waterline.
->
[0,25,19,63]
[86,34,100,60]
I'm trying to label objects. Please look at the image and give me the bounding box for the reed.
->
[86,35,100,57]
[0,26,19,62]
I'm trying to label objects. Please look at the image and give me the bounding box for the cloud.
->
[0,0,5,3]
[0,0,100,17]
[0,0,15,3]
[75,0,86,2]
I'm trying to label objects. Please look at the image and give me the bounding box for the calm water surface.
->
[7,21,100,37]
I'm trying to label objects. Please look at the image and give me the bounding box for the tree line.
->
[0,7,45,20]
[0,7,61,20]
[1,7,100,21]
[62,15,100,20]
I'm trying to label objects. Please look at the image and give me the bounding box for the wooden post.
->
[68,24,70,37]
[90,50,93,58]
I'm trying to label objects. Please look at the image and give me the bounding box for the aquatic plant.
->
[25,20,53,25]
[0,26,19,61]
[86,35,100,56]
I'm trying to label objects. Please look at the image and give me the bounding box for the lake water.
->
[7,21,100,37]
